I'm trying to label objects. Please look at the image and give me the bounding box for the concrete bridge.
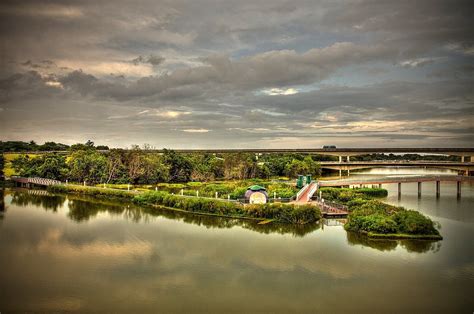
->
[319,160,474,176]
[319,175,474,197]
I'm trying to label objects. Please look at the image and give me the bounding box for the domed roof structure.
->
[245,185,268,204]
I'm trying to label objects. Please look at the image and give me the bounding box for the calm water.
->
[0,168,473,313]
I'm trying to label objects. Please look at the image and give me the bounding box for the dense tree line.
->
[10,145,321,184]
[0,140,109,152]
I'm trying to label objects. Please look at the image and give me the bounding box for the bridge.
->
[319,175,474,197]
[11,176,62,187]
[293,182,349,217]
[292,174,473,216]
[319,160,474,176]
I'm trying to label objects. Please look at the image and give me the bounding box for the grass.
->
[93,180,298,200]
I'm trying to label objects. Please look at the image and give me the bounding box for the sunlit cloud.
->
[182,128,210,133]
[155,111,192,118]
[45,81,63,89]
[262,88,299,95]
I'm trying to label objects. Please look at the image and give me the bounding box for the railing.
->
[313,196,348,213]
[306,182,318,202]
[296,184,310,201]
[11,176,62,186]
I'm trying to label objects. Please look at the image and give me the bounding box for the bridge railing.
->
[307,183,318,202]
[313,197,348,213]
[296,184,310,201]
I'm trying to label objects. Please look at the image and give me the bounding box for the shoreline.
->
[9,183,443,240]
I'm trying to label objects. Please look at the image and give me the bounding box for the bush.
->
[393,210,439,235]
[345,199,440,237]
[320,187,388,204]
[244,203,321,224]
[346,214,398,234]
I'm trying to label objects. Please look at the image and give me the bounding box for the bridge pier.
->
[436,181,440,198]
[418,182,422,197]
[339,156,343,163]
[398,182,401,197]
[457,181,461,198]
[347,156,350,162]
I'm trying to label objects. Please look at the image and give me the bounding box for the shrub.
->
[346,214,398,234]
[393,210,439,235]
[244,203,321,224]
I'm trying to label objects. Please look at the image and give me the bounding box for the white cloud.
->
[263,88,299,95]
[182,128,210,133]
[399,57,439,68]
[45,81,64,88]
[156,111,191,118]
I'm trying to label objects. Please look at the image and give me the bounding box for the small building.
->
[245,185,268,204]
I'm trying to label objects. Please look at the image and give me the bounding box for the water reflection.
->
[11,189,65,212]
[7,190,321,237]
[4,189,448,252]
[346,231,442,253]
[0,189,5,221]
[1,188,473,312]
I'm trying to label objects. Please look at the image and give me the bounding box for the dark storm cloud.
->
[0,0,473,147]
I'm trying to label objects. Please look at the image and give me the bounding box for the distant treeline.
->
[0,140,109,152]
[8,144,321,184]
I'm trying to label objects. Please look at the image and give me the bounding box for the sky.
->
[0,0,473,148]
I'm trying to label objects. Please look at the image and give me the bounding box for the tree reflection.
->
[346,231,441,253]
[0,189,5,221]
[137,205,320,236]
[11,189,66,212]
[67,198,126,222]
[12,190,320,236]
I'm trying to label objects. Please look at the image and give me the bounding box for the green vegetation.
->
[320,187,441,239]
[2,141,322,182]
[47,184,321,224]
[0,140,108,152]
[48,184,137,199]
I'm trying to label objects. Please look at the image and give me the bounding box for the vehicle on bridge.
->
[323,145,337,149]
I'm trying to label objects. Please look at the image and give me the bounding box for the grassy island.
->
[48,184,321,225]
[320,187,442,240]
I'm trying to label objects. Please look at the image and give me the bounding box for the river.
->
[0,168,473,312]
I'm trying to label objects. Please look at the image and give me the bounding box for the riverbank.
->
[47,184,321,225]
[320,187,442,240]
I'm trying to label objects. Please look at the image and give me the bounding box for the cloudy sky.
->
[0,0,473,148]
